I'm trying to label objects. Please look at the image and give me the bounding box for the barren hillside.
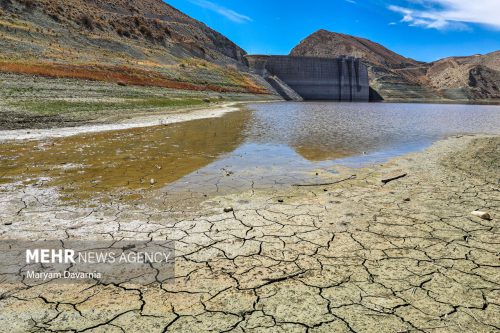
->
[427,52,500,100]
[0,0,270,94]
[291,30,500,102]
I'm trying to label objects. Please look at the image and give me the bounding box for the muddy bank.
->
[0,135,498,332]
[0,72,279,132]
[0,102,248,142]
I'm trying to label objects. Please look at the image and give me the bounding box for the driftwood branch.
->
[293,175,356,187]
[262,270,306,283]
[381,173,407,185]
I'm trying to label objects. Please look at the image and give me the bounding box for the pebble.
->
[278,199,284,203]
[403,198,411,202]
[150,178,156,185]
[223,207,233,213]
[471,211,491,220]
[4,222,12,226]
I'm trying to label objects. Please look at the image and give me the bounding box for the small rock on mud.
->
[471,211,491,220]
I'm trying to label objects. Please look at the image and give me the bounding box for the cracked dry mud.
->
[0,135,499,333]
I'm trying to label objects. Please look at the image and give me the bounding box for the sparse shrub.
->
[48,13,59,22]
[94,21,103,30]
[117,28,131,38]
[139,25,153,39]
[0,9,4,16]
[20,0,36,9]
[79,14,94,30]
[20,0,36,8]
[153,19,161,27]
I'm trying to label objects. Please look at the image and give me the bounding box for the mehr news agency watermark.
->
[0,240,175,284]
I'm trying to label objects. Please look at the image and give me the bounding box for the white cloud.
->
[389,0,500,30]
[188,0,252,24]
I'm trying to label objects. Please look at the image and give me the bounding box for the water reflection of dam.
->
[246,55,370,102]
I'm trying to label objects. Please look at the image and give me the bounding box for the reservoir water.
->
[1,102,499,201]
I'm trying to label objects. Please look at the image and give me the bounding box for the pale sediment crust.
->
[0,102,245,142]
[0,135,498,332]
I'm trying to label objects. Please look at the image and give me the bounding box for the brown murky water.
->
[1,102,500,203]
[0,110,249,202]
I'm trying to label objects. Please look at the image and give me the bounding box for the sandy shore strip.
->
[0,102,246,142]
[0,134,498,332]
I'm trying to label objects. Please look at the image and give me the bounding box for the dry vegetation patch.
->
[0,61,268,94]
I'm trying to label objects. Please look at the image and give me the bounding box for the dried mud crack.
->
[0,135,498,333]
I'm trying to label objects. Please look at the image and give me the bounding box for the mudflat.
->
[0,133,498,332]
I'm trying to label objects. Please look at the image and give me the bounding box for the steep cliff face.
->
[0,0,270,94]
[291,30,500,102]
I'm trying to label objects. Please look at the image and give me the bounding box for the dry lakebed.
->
[0,102,498,333]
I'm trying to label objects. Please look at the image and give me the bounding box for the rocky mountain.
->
[0,0,270,94]
[1,3,497,103]
[426,52,500,100]
[291,30,420,69]
[291,30,500,102]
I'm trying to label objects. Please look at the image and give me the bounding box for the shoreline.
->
[0,102,251,142]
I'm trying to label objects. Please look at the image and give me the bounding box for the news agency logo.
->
[25,248,172,264]
[26,249,76,264]
[0,240,175,285]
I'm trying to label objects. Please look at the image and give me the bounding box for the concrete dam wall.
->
[246,55,369,102]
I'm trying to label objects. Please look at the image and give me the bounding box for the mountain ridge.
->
[291,30,500,102]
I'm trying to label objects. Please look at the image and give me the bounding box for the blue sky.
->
[165,0,500,62]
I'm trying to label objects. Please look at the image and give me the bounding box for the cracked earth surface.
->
[0,135,498,332]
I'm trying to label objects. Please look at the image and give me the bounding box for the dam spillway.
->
[246,55,370,102]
